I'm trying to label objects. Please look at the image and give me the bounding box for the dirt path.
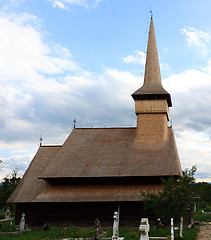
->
[197,222,211,240]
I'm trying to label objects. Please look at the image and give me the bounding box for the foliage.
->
[0,169,21,211]
[194,207,211,222]
[149,226,170,237]
[204,205,211,211]
[0,226,199,240]
[182,227,199,240]
[118,229,139,240]
[141,166,197,224]
[190,182,211,207]
[0,231,48,240]
[47,226,94,238]
[0,210,5,219]
[0,220,16,232]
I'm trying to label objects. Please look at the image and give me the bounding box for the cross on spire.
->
[40,136,43,147]
[73,119,76,129]
[150,10,153,19]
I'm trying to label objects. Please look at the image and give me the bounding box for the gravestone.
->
[20,213,25,232]
[170,218,174,240]
[112,211,119,240]
[139,218,150,240]
[179,217,183,237]
[94,218,101,238]
[5,207,10,220]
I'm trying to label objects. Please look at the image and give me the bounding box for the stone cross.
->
[139,218,150,240]
[20,213,25,232]
[112,211,119,240]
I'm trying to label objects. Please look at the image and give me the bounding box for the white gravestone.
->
[171,218,174,240]
[179,217,183,237]
[20,213,25,232]
[139,218,150,240]
[112,211,119,240]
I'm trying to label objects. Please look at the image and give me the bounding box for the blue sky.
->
[1,0,211,182]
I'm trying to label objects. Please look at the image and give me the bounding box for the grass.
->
[183,227,199,240]
[3,207,210,240]
[0,231,49,240]
[0,226,95,240]
[194,208,211,222]
[0,225,200,240]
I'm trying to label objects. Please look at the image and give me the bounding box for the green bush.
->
[194,208,211,222]
[119,230,139,240]
[0,220,16,232]
[0,210,5,219]
[204,205,211,212]
[183,227,199,240]
[48,226,94,239]
[149,226,170,237]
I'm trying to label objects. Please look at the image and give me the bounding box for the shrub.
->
[0,210,5,219]
[149,226,170,237]
[48,226,95,239]
[204,205,211,212]
[194,208,211,222]
[0,220,16,232]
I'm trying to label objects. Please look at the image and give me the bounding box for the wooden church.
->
[8,17,182,226]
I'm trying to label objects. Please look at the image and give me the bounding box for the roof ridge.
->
[74,127,137,130]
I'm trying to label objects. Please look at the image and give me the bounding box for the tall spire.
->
[132,17,172,107]
[144,17,162,87]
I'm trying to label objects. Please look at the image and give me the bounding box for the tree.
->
[141,166,197,225]
[0,169,21,211]
[190,182,211,207]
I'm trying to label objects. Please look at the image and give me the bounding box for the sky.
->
[0,0,211,183]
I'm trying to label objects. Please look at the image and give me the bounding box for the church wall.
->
[15,202,155,227]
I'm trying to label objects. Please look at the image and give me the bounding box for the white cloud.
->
[1,0,24,10]
[0,11,141,181]
[175,129,211,179]
[181,26,211,57]
[0,151,36,180]
[123,50,146,65]
[48,0,102,10]
[160,63,170,72]
[0,13,80,83]
[161,61,211,181]
[196,177,211,183]
[52,1,69,10]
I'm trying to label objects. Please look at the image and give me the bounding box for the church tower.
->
[132,17,171,143]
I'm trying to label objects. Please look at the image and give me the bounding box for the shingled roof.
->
[40,127,182,179]
[33,184,163,202]
[8,127,182,203]
[7,146,61,203]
